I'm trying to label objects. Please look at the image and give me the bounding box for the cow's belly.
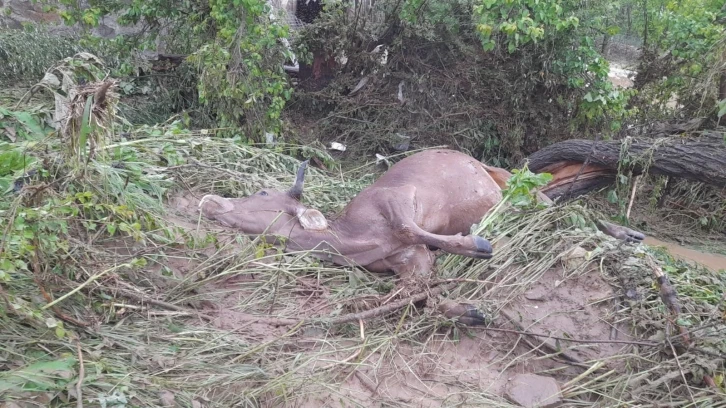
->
[420,187,503,236]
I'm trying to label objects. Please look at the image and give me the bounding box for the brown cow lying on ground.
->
[199,149,644,324]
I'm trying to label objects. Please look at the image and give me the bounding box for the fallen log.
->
[527,134,726,200]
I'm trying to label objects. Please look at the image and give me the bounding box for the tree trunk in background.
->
[295,0,336,89]
[642,0,648,49]
[601,18,611,58]
[527,135,726,200]
[626,5,632,37]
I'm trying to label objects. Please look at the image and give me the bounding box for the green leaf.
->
[717,99,726,118]
[11,111,46,138]
[55,325,66,339]
[0,356,78,393]
[606,189,618,203]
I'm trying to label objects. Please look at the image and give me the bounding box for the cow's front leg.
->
[374,245,488,326]
[596,220,645,243]
[365,244,435,281]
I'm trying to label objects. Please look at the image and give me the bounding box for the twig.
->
[43,263,129,310]
[323,283,454,325]
[115,288,215,321]
[75,341,85,408]
[667,337,696,404]
[115,285,301,325]
[355,372,380,395]
[626,174,641,220]
[432,278,496,285]
[475,325,661,348]
[645,255,692,347]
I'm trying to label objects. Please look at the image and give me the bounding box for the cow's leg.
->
[366,244,435,280]
[367,245,488,326]
[376,188,493,260]
[404,227,493,259]
[596,220,645,243]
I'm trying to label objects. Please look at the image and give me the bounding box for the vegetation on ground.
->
[0,0,725,406]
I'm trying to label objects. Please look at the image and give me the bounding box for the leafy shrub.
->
[0,29,82,84]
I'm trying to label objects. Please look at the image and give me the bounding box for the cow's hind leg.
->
[376,187,494,260]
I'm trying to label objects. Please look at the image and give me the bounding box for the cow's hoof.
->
[439,301,488,326]
[473,236,493,259]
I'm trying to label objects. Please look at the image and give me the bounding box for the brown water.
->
[644,237,726,272]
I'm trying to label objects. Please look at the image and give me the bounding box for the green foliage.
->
[650,0,725,58]
[52,0,294,140]
[192,0,293,139]
[0,106,53,141]
[633,0,726,118]
[502,165,553,208]
[578,84,636,131]
[0,356,78,393]
[473,0,636,133]
[0,148,34,195]
[0,29,83,84]
[474,0,579,53]
[400,0,473,40]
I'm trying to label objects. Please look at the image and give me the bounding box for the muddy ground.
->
[154,189,708,407]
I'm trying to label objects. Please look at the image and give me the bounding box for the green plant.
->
[472,0,638,135]
[474,0,580,53]
[52,0,295,141]
[632,0,726,120]
[0,29,83,84]
[501,165,553,209]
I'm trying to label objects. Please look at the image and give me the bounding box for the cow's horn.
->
[288,160,308,200]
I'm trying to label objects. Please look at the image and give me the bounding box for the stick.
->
[626,174,641,220]
[355,371,380,395]
[645,255,691,347]
[668,338,696,404]
[324,283,454,325]
[476,323,660,348]
[30,245,89,327]
[76,341,85,408]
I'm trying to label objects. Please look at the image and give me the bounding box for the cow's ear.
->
[295,207,329,231]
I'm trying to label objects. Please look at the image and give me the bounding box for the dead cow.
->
[199,149,644,324]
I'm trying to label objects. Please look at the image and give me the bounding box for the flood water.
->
[644,237,726,272]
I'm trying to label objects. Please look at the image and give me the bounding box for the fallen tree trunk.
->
[527,134,726,200]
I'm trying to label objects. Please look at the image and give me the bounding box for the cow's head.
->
[198,161,329,233]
